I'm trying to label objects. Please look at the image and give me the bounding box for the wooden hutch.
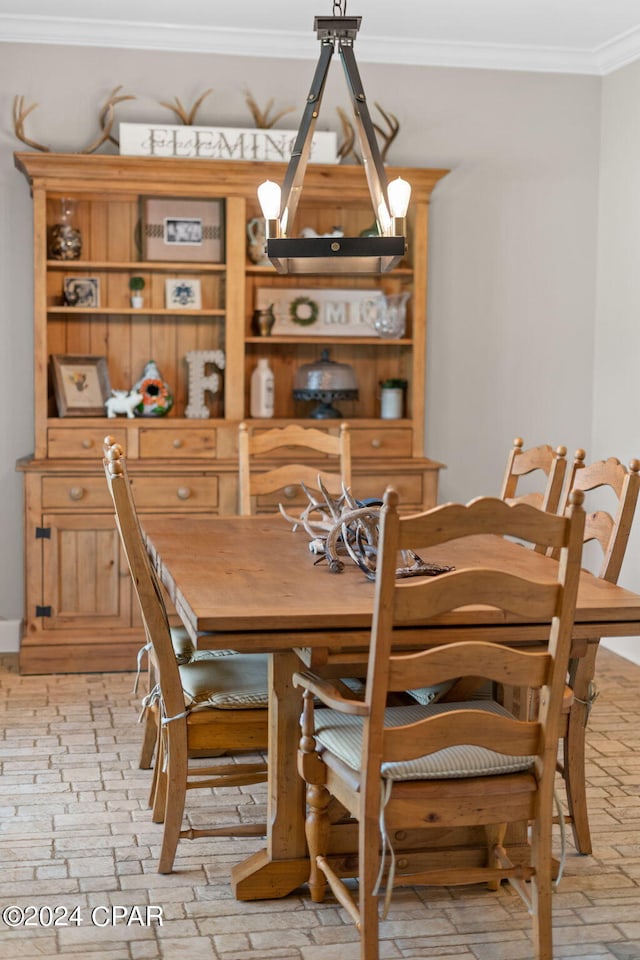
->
[15,152,448,673]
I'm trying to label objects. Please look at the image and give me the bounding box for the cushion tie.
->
[372,777,395,919]
[157,698,192,772]
[133,641,152,695]
[138,681,160,724]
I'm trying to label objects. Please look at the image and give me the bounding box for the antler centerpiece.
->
[279,479,454,580]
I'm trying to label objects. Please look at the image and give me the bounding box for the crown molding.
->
[595,23,640,76]
[1,14,640,76]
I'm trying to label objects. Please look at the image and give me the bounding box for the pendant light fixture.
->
[257,1,411,275]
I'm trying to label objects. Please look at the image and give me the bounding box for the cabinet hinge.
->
[35,526,51,539]
[35,605,52,618]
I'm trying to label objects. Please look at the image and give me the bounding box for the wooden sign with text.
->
[119,123,337,163]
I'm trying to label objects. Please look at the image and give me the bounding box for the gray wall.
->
[0,42,601,627]
[594,59,640,663]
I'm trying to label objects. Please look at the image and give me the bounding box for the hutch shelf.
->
[15,152,448,673]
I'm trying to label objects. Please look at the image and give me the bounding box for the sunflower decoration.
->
[133,360,173,417]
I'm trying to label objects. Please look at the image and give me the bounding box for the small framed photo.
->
[165,277,202,310]
[142,197,224,262]
[63,276,100,308]
[51,355,111,417]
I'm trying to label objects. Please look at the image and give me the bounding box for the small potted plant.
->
[129,275,145,308]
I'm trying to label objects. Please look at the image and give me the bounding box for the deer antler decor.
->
[336,106,356,162]
[244,90,294,129]
[13,86,136,154]
[372,102,400,162]
[279,479,453,580]
[336,101,400,164]
[13,97,50,152]
[94,86,137,150]
[158,89,213,125]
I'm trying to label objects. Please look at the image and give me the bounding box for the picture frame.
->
[142,197,224,262]
[63,276,100,308]
[165,277,202,310]
[51,355,111,417]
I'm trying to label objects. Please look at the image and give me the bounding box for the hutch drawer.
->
[350,427,412,458]
[42,474,219,510]
[48,427,127,459]
[139,427,217,459]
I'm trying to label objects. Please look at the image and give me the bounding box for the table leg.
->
[231,651,309,900]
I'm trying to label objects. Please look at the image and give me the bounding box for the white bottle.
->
[250,358,275,418]
[380,386,403,419]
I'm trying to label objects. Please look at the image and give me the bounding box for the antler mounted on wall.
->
[244,90,294,129]
[372,103,400,162]
[158,89,213,125]
[13,86,136,154]
[337,101,400,164]
[13,96,49,152]
[336,106,355,162]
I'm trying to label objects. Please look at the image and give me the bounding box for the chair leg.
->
[157,726,188,874]
[359,892,380,960]
[529,810,554,960]
[305,781,331,902]
[485,823,507,891]
[299,689,331,902]
[563,645,598,855]
[358,818,381,960]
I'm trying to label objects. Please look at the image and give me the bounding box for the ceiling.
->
[1,0,640,75]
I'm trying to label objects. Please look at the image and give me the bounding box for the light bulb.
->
[257,180,281,220]
[387,177,411,218]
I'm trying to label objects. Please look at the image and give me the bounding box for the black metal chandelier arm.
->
[279,37,334,232]
[338,41,391,228]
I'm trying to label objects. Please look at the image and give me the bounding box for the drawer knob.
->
[283,485,297,499]
[370,437,382,449]
[176,486,192,501]
[81,438,94,450]
[173,438,183,449]
[68,486,85,501]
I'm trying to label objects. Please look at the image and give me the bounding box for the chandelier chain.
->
[333,0,346,15]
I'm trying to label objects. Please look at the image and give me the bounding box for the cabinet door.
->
[42,514,132,631]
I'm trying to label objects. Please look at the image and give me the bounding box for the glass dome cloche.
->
[293,349,358,419]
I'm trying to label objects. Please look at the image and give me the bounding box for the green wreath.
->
[289,295,319,327]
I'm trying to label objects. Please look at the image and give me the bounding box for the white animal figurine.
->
[105,389,143,419]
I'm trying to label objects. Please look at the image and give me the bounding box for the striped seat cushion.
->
[170,626,236,664]
[313,700,534,780]
[406,679,456,705]
[179,653,269,710]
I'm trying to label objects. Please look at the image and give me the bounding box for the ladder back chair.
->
[555,450,640,854]
[237,421,351,516]
[295,488,586,960]
[103,442,269,873]
[102,436,235,775]
[408,437,568,706]
[500,437,567,551]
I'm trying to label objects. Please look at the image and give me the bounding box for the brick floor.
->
[0,648,639,959]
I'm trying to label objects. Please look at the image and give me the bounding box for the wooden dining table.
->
[143,513,640,901]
